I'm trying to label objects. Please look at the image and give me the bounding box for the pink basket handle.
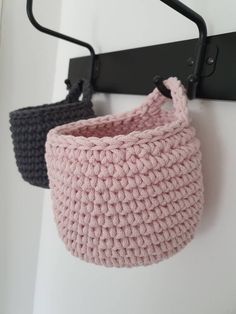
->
[161,77,189,121]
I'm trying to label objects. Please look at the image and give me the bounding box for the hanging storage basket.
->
[9,80,95,188]
[46,77,204,267]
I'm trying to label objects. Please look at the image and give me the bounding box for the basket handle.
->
[161,77,189,121]
[65,79,93,104]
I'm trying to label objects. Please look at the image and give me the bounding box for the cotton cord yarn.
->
[46,77,204,267]
[9,80,95,188]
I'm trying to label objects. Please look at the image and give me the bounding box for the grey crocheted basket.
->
[9,80,95,188]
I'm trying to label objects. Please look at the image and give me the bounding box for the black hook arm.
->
[26,0,96,84]
[159,0,207,99]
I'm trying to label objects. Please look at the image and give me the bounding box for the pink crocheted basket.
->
[46,77,204,267]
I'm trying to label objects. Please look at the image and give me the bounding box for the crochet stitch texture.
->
[46,77,204,267]
[9,80,95,188]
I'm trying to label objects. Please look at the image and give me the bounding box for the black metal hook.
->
[26,0,96,85]
[155,0,207,99]
[153,76,172,98]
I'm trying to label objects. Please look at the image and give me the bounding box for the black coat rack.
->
[27,0,236,101]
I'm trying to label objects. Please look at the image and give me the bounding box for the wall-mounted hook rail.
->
[27,0,236,101]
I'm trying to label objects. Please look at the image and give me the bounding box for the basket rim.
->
[9,99,92,117]
[46,88,190,151]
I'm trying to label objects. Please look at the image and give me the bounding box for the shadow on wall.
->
[191,100,223,234]
[92,93,112,116]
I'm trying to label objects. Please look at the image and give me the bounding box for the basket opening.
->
[62,107,176,138]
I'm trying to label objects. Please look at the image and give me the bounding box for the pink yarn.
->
[46,77,204,267]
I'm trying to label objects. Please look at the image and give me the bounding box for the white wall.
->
[34,1,236,313]
[0,0,61,313]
